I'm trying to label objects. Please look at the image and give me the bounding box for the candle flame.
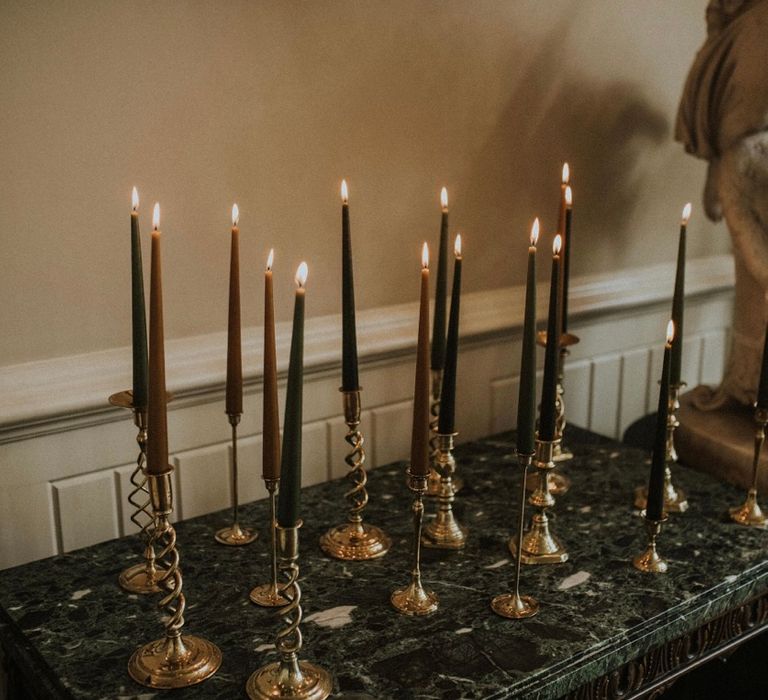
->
[421,242,429,269]
[152,202,160,231]
[440,186,448,211]
[131,186,139,212]
[341,179,348,204]
[530,218,540,246]
[266,248,274,271]
[565,185,572,207]
[232,203,239,227]
[454,233,462,257]
[553,233,562,255]
[666,319,675,345]
[682,202,692,224]
[562,162,570,184]
[296,261,308,288]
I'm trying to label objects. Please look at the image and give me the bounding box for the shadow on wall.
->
[464,21,669,260]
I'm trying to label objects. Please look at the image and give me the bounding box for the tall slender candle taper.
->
[130,187,149,409]
[556,163,569,238]
[438,235,462,435]
[431,187,449,371]
[670,204,690,385]
[146,203,169,476]
[647,321,675,521]
[341,180,360,391]
[263,249,280,481]
[539,235,562,441]
[411,244,431,476]
[758,322,768,410]
[518,219,539,455]
[562,185,573,335]
[277,263,307,527]
[226,204,243,416]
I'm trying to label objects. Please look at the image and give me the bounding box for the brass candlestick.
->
[730,406,768,528]
[427,369,462,496]
[634,382,689,513]
[422,432,467,549]
[250,478,288,606]
[632,514,669,573]
[391,469,439,616]
[215,414,257,546]
[491,450,539,619]
[128,470,222,688]
[246,523,332,700]
[320,390,391,560]
[109,390,166,595]
[510,436,568,564]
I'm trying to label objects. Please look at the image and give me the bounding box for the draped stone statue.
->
[676,0,768,410]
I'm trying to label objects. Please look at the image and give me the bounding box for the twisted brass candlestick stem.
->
[492,451,539,619]
[215,415,257,546]
[634,382,689,513]
[128,471,222,688]
[730,407,768,527]
[553,344,575,463]
[246,524,332,700]
[632,515,668,573]
[422,432,467,549]
[109,390,166,595]
[391,470,439,615]
[427,370,463,496]
[511,436,568,565]
[250,478,288,606]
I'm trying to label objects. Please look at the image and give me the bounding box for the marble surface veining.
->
[1,427,768,699]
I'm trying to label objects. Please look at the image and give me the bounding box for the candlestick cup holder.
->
[246,522,332,700]
[320,390,391,560]
[634,382,688,513]
[128,469,222,688]
[422,432,467,549]
[391,469,439,616]
[109,390,166,594]
[215,414,257,546]
[632,513,669,573]
[510,436,568,565]
[250,478,288,607]
[491,451,539,619]
[730,406,768,528]
[427,369,462,496]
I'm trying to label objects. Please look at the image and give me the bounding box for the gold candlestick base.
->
[392,470,439,616]
[215,522,258,546]
[632,515,668,573]
[250,479,288,607]
[426,369,463,496]
[249,582,288,607]
[729,407,768,528]
[491,593,540,619]
[509,437,568,565]
[320,522,391,560]
[119,560,163,595]
[128,634,223,689]
[422,432,467,549]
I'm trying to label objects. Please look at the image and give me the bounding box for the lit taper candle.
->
[130,187,148,409]
[340,180,359,391]
[517,219,539,455]
[670,203,690,385]
[647,321,675,521]
[438,235,462,434]
[146,203,170,476]
[431,187,449,371]
[562,185,573,335]
[263,249,280,481]
[411,244,431,476]
[556,163,569,238]
[277,262,307,527]
[225,204,243,416]
[539,234,562,441]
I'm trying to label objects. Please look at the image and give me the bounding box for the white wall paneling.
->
[0,256,734,569]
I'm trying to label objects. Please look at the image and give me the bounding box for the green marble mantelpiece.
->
[1,427,767,699]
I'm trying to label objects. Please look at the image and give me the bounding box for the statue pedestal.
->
[677,386,768,492]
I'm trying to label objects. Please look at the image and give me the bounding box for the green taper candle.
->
[130,187,148,409]
[277,262,307,527]
[431,187,449,371]
[670,203,690,385]
[647,321,674,522]
[562,185,573,335]
[517,219,539,455]
[438,235,462,434]
[539,234,562,442]
[340,180,360,391]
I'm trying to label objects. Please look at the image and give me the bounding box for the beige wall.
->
[0,0,727,367]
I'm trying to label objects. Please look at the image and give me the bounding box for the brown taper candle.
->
[262,249,281,480]
[410,243,431,476]
[225,204,243,416]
